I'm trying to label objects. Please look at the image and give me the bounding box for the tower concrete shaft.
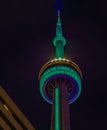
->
[50,81,71,130]
[39,9,82,130]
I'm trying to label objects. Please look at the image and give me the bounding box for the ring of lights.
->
[39,58,83,78]
[39,65,82,104]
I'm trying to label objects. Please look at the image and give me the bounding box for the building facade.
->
[0,86,36,130]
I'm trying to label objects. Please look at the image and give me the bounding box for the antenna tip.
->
[57,10,60,17]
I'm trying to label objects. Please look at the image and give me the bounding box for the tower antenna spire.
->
[57,10,61,25]
[39,2,82,130]
[53,10,66,58]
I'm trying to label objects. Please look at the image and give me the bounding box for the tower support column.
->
[60,82,71,130]
[51,83,71,130]
[51,87,60,130]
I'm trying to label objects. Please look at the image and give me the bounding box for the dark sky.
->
[0,0,107,130]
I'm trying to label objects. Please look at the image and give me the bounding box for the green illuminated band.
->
[53,36,66,47]
[39,65,82,104]
[55,87,60,130]
[56,40,64,58]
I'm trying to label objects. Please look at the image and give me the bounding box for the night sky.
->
[0,0,107,130]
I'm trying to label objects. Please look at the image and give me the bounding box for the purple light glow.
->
[42,74,80,104]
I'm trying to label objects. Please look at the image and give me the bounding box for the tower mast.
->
[39,5,82,130]
[53,10,66,58]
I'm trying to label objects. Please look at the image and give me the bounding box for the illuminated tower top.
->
[39,9,82,105]
[53,10,66,58]
[39,2,82,130]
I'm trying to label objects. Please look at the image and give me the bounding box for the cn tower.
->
[39,10,82,130]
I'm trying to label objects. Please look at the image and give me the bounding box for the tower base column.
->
[50,83,71,130]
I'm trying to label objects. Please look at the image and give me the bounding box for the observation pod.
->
[38,58,82,104]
